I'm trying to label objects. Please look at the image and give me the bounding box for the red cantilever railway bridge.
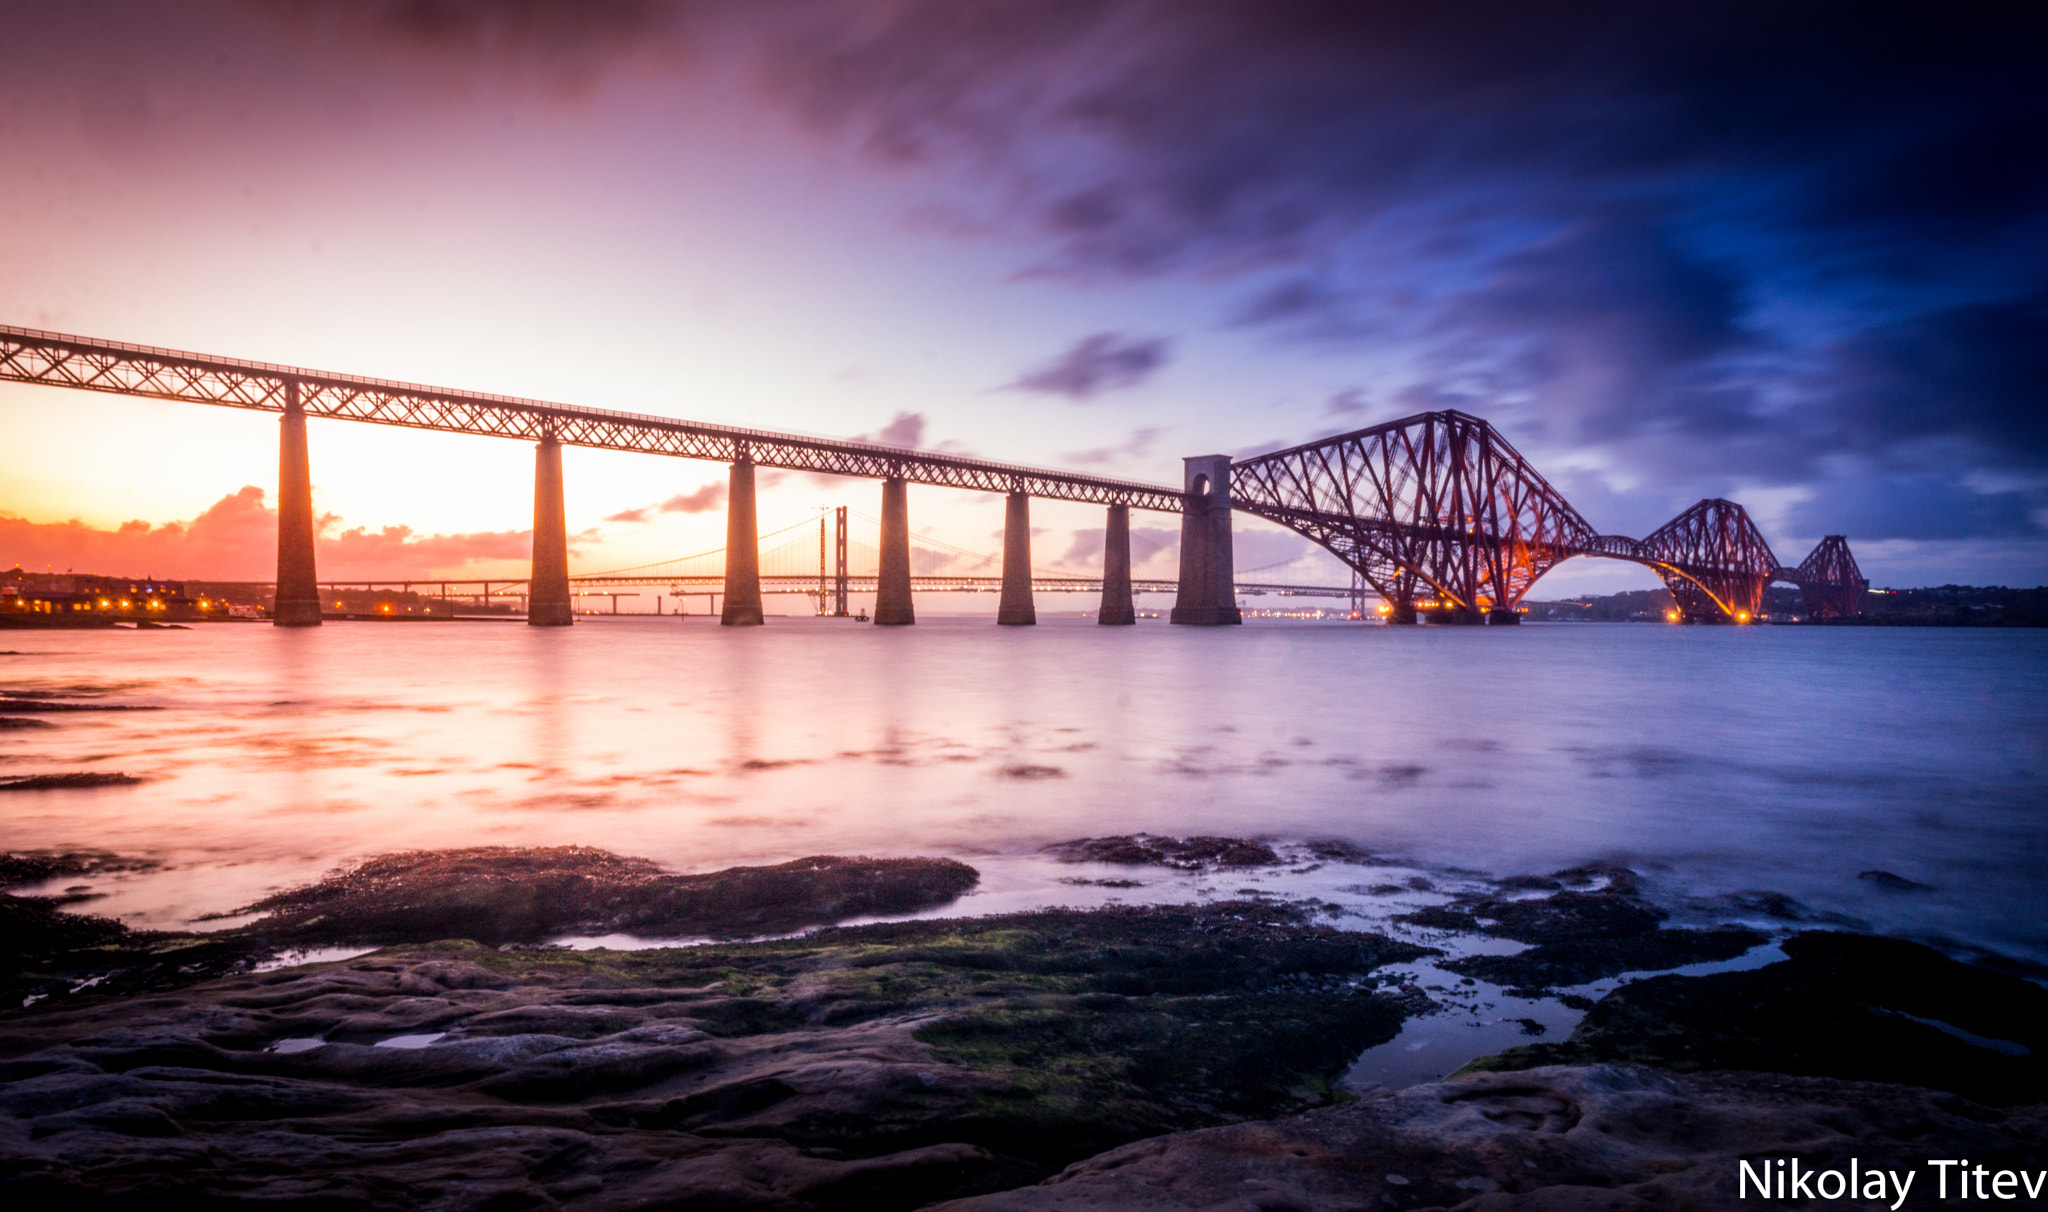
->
[1,325,1864,626]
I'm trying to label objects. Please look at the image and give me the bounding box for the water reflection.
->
[0,618,2041,966]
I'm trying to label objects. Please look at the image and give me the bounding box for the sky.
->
[2,0,2043,598]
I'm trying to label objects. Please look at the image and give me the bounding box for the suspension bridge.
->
[1,325,1866,628]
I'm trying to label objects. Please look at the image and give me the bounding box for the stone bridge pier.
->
[1098,504,1135,625]
[997,489,1036,625]
[273,380,322,627]
[528,431,574,626]
[874,476,915,625]
[1171,455,1240,625]
[720,454,764,626]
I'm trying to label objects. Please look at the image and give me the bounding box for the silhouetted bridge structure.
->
[308,511,1356,616]
[2,325,1865,627]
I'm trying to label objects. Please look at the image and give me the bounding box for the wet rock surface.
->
[1470,931,2048,1106]
[0,852,256,1008]
[1396,865,1767,994]
[0,851,164,888]
[0,903,1432,1210]
[1045,834,1282,869]
[0,848,983,1008]
[0,772,144,791]
[0,698,159,712]
[932,1065,2048,1212]
[215,846,980,946]
[5,843,2047,1210]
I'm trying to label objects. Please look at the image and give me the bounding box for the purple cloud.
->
[1008,334,1172,400]
[605,480,728,524]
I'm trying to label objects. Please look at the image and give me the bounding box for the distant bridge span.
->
[1,326,1863,627]
[1229,412,1865,623]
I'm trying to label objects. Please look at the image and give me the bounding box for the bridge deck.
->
[0,325,1185,512]
[302,577,1353,600]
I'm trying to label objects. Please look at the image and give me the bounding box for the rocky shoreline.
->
[2,843,2044,1208]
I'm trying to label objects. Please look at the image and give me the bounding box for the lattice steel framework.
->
[4,326,1868,622]
[1789,535,1867,619]
[1229,414,1866,623]
[1231,411,1598,617]
[0,325,1182,511]
[1634,499,1780,621]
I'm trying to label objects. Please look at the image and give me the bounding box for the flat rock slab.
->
[935,1065,2048,1212]
[0,904,1431,1210]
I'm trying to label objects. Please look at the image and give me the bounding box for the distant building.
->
[1,567,221,624]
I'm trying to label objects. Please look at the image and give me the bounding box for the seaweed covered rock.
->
[1397,865,1766,992]
[219,847,982,946]
[0,851,163,888]
[0,903,1435,1210]
[1470,931,2048,1105]
[3,848,982,1010]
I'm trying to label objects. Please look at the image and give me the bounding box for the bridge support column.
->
[273,380,322,627]
[997,490,1036,625]
[1170,455,1240,625]
[874,476,915,625]
[1486,609,1521,625]
[720,457,764,626]
[1098,504,1135,625]
[1386,600,1417,624]
[528,433,573,627]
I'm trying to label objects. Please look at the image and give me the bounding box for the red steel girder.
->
[0,326,1183,512]
[1637,498,1779,621]
[1789,535,1867,619]
[1230,410,1597,614]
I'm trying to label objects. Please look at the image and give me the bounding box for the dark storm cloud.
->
[1007,333,1171,399]
[751,0,2047,539]
[1786,475,2041,543]
[1821,299,2048,468]
[38,1,2037,553]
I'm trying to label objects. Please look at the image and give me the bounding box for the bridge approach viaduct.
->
[1,326,1866,627]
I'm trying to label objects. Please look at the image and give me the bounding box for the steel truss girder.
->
[0,326,1183,512]
[1231,411,1596,612]
[1788,535,1867,619]
[1228,413,1864,623]
[1631,498,1780,620]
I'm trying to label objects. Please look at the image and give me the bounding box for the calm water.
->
[3,616,2045,969]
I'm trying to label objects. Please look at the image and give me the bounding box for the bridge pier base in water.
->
[997,490,1036,625]
[528,433,573,626]
[1098,504,1135,625]
[273,381,322,627]
[1422,607,1483,625]
[874,476,915,625]
[1487,609,1521,625]
[1170,455,1241,625]
[720,457,764,625]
